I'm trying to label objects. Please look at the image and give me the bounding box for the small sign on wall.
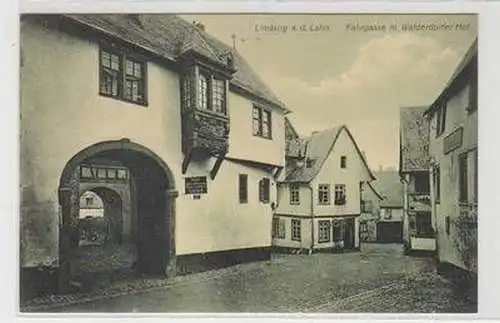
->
[184,176,208,195]
[443,127,463,155]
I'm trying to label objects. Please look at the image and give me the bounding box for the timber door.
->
[377,222,403,243]
[343,218,355,249]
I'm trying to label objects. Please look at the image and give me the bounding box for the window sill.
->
[253,134,273,141]
[99,92,148,107]
[413,234,435,239]
[196,108,229,121]
[466,106,477,115]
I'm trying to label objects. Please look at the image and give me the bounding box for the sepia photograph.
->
[18,12,478,314]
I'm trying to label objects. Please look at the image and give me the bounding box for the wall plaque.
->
[185,176,208,194]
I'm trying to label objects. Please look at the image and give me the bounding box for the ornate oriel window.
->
[212,78,226,114]
[182,67,228,115]
[179,51,235,178]
[198,73,209,110]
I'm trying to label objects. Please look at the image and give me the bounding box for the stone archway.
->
[58,139,178,293]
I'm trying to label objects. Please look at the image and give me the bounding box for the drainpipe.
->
[400,174,409,250]
[309,184,314,255]
[428,159,438,259]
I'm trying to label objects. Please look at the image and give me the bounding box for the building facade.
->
[359,182,383,242]
[425,39,478,279]
[273,125,375,253]
[20,14,289,297]
[399,107,435,254]
[360,170,404,243]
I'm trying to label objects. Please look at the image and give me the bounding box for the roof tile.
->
[65,14,285,109]
[399,106,430,172]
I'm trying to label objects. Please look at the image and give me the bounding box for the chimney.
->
[126,14,142,27]
[193,21,206,31]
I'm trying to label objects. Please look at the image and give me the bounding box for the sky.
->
[182,14,477,171]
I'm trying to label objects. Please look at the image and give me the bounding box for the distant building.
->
[399,106,435,254]
[360,182,383,242]
[425,39,477,283]
[360,170,404,243]
[274,124,375,253]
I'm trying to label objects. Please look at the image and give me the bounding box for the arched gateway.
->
[58,139,178,293]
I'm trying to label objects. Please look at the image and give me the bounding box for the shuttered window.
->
[239,174,248,204]
[259,178,270,203]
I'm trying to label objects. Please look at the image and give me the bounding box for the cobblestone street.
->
[23,244,476,313]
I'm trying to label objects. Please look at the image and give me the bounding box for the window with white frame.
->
[182,69,227,115]
[273,218,286,239]
[290,184,300,205]
[99,48,146,105]
[212,78,226,113]
[318,184,330,205]
[198,73,209,110]
[253,105,272,139]
[318,220,331,243]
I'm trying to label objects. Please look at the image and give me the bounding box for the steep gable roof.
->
[285,117,304,158]
[284,125,375,183]
[399,106,430,173]
[372,170,404,207]
[425,38,478,116]
[61,14,287,111]
[363,181,384,201]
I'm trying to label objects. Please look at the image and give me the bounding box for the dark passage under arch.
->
[58,140,178,293]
